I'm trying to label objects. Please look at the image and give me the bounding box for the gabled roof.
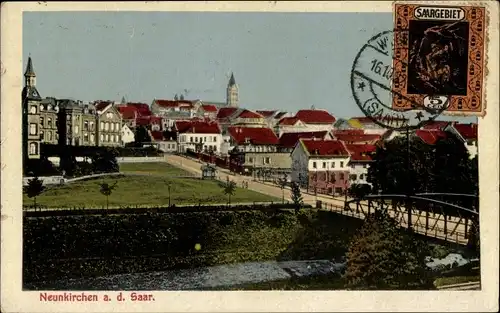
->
[154,99,194,109]
[422,120,450,130]
[228,126,279,145]
[415,130,448,145]
[278,117,300,126]
[201,104,218,112]
[217,107,238,119]
[345,144,377,162]
[175,121,221,134]
[274,112,288,120]
[116,106,138,120]
[237,109,263,119]
[125,102,152,116]
[136,116,162,126]
[333,132,381,143]
[94,101,113,113]
[300,139,349,157]
[295,109,335,124]
[452,123,478,140]
[332,129,365,136]
[279,131,328,149]
[150,131,165,141]
[256,110,278,118]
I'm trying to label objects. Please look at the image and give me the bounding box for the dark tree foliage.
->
[348,184,372,199]
[134,126,151,146]
[92,150,119,174]
[344,209,433,290]
[277,174,288,204]
[290,182,304,212]
[367,133,478,197]
[220,177,237,205]
[24,177,46,208]
[99,181,118,209]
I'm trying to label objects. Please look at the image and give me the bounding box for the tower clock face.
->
[33,90,38,97]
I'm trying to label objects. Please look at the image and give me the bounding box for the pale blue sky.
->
[23,11,474,122]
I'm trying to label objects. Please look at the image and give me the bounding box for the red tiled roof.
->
[452,123,478,140]
[136,116,162,126]
[332,129,365,136]
[94,101,113,112]
[150,131,164,141]
[422,121,450,130]
[334,133,381,144]
[228,126,279,145]
[300,139,349,157]
[117,106,138,120]
[175,121,221,134]
[345,144,377,161]
[353,116,408,124]
[278,117,300,126]
[279,131,328,149]
[256,110,277,118]
[237,109,263,119]
[415,130,448,145]
[201,104,217,112]
[217,107,238,119]
[126,103,151,116]
[154,99,194,109]
[295,109,335,124]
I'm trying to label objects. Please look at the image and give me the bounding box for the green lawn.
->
[24,174,281,208]
[119,162,192,176]
[434,275,480,287]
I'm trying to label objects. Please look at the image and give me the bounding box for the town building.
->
[275,109,336,136]
[57,99,98,147]
[150,130,177,153]
[121,124,135,146]
[257,110,292,129]
[291,138,350,195]
[332,129,383,145]
[38,97,59,145]
[226,73,239,107]
[22,57,42,165]
[345,144,377,186]
[231,109,267,128]
[94,101,123,147]
[196,103,218,119]
[226,126,290,178]
[278,131,333,153]
[175,120,222,153]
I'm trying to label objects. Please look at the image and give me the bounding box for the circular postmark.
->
[350,30,449,131]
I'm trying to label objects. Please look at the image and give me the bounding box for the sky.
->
[23,11,475,122]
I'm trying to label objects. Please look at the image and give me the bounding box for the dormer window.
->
[48,104,52,110]
[30,105,37,114]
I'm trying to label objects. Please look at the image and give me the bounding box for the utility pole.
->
[406,126,412,231]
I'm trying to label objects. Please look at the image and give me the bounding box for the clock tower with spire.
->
[22,56,42,169]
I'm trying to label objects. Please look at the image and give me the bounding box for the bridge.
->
[319,193,479,247]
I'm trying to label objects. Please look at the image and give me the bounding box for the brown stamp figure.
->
[392,4,487,115]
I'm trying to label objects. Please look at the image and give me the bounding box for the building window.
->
[313,162,317,169]
[331,162,335,168]
[340,161,344,167]
[264,157,270,164]
[106,134,109,142]
[48,118,52,128]
[213,136,217,142]
[84,133,89,142]
[91,134,95,142]
[190,137,193,143]
[340,173,345,180]
[40,117,44,126]
[74,126,79,134]
[115,122,119,131]
[90,121,94,130]
[105,122,109,131]
[40,131,44,140]
[29,123,37,135]
[363,164,367,168]
[350,174,357,181]
[195,137,198,143]
[213,146,217,152]
[30,106,37,114]
[360,174,364,180]
[100,134,104,141]
[100,122,104,130]
[29,143,37,155]
[84,121,89,131]
[47,132,52,141]
[322,162,326,168]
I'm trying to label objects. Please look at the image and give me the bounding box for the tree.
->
[99,181,118,209]
[220,177,237,205]
[277,173,288,204]
[348,183,372,199]
[92,150,119,173]
[24,177,46,209]
[344,209,432,290]
[134,126,151,146]
[290,181,304,212]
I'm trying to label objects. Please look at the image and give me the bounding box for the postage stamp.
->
[392,3,487,116]
[1,2,499,313]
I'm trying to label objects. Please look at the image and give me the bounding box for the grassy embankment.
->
[23,162,281,208]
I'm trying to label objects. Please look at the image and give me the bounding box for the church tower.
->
[226,72,239,107]
[22,56,42,169]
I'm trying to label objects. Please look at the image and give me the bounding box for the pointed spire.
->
[228,72,236,86]
[25,56,36,77]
